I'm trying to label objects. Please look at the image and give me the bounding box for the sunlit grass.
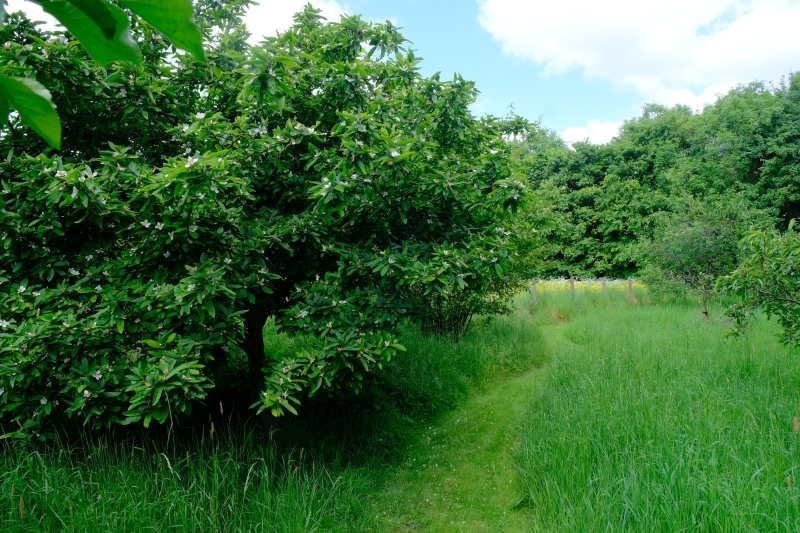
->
[517,290,800,532]
[533,277,646,293]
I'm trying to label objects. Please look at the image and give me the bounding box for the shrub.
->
[720,220,800,344]
[0,4,531,436]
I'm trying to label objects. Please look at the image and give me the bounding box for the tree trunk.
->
[241,307,269,401]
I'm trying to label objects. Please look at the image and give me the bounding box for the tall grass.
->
[0,308,544,532]
[517,289,800,532]
[0,427,371,532]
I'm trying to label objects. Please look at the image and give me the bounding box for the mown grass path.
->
[372,312,572,532]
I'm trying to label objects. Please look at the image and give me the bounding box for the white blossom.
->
[17,286,25,293]
[185,156,198,167]
[195,112,205,119]
[0,320,9,328]
[391,150,399,158]
[155,222,164,230]
[71,187,79,198]
[83,390,91,397]
[326,322,333,328]
[40,397,47,404]
[95,285,102,291]
[224,258,232,264]
[69,268,80,275]
[187,284,196,292]
[56,170,67,177]
[141,220,151,228]
[92,371,102,380]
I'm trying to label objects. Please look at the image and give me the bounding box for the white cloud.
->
[6,0,59,30]
[245,0,349,44]
[477,0,800,109]
[561,119,623,146]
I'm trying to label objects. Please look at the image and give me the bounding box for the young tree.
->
[0,5,529,436]
[640,198,747,317]
[720,221,800,344]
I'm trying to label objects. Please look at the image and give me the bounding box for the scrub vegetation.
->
[2,1,800,531]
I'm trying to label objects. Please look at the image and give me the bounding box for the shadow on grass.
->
[0,306,548,532]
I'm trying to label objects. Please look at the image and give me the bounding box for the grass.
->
[1,427,372,532]
[0,308,546,532]
[517,289,800,532]
[371,304,549,532]
[3,287,800,532]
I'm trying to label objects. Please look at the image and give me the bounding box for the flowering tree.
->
[0,0,206,150]
[0,4,531,437]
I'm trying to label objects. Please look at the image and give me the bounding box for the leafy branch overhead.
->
[0,0,206,149]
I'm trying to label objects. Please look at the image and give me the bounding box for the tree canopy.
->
[0,2,534,437]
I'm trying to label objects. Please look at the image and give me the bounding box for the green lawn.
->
[2,289,800,532]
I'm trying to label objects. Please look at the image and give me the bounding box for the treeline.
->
[514,73,800,278]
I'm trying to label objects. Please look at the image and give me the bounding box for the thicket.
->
[0,2,538,437]
[513,75,800,278]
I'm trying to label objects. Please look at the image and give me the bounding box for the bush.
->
[721,220,800,344]
[0,4,532,436]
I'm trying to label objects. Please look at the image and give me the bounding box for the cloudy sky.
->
[9,0,800,144]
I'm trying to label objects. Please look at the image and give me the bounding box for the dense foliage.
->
[0,0,206,149]
[721,221,800,344]
[0,3,534,436]
[514,75,800,278]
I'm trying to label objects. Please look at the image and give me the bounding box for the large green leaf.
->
[0,75,60,149]
[118,0,206,61]
[31,0,141,65]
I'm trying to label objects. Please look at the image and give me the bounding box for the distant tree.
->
[640,198,751,318]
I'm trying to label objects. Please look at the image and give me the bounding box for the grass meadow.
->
[519,288,800,532]
[2,283,800,531]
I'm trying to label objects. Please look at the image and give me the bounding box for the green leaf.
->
[32,0,142,65]
[0,91,9,125]
[116,319,124,333]
[0,75,61,149]
[118,0,206,62]
[204,298,216,318]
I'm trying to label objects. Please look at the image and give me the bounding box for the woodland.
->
[1,2,800,531]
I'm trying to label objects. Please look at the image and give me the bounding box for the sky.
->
[9,0,800,144]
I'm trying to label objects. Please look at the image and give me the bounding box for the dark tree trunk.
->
[241,307,269,401]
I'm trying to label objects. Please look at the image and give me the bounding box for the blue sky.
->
[10,0,800,144]
[245,0,800,144]
[320,0,643,138]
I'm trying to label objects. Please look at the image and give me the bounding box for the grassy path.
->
[372,313,571,532]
